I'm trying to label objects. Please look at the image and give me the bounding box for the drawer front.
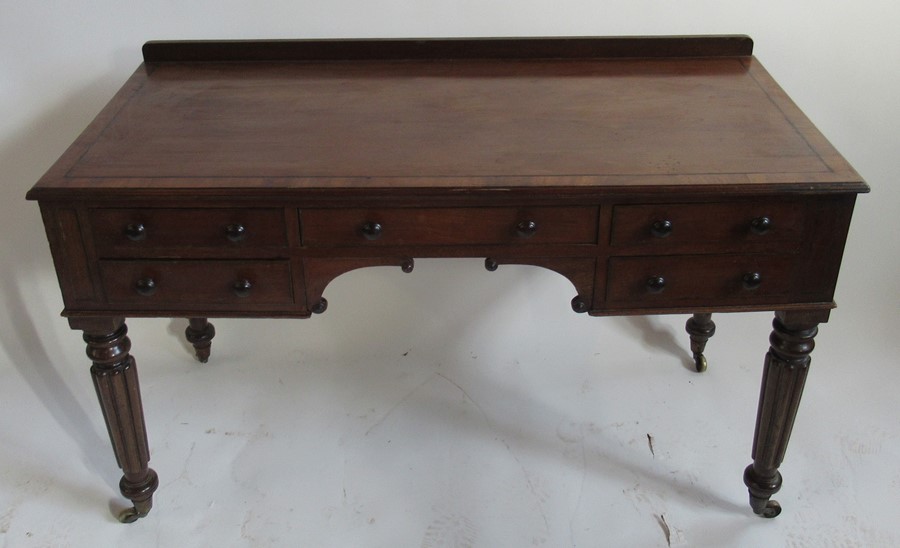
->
[610,201,805,250]
[301,207,598,246]
[90,208,287,254]
[606,255,798,307]
[99,260,293,306]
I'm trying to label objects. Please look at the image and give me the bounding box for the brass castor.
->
[117,506,149,524]
[693,353,708,373]
[752,499,782,519]
[116,497,153,523]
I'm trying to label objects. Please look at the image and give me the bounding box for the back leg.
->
[685,313,716,372]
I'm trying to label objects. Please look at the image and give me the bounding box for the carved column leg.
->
[743,310,825,518]
[685,313,716,372]
[75,317,159,523]
[185,317,215,363]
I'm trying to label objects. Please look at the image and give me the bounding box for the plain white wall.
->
[2,1,898,421]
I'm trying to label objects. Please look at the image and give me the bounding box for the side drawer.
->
[606,254,800,307]
[301,206,598,246]
[610,201,805,251]
[99,260,293,306]
[90,208,287,255]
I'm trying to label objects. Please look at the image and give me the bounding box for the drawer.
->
[606,254,798,307]
[99,260,293,306]
[301,206,598,246]
[90,208,287,254]
[610,201,805,251]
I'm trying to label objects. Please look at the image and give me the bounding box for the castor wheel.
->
[114,486,154,524]
[117,507,142,523]
[756,500,782,518]
[693,353,707,373]
[116,505,150,524]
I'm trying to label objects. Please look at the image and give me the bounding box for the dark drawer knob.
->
[232,279,253,297]
[361,221,383,240]
[225,223,247,242]
[650,220,673,238]
[515,220,538,238]
[124,223,147,242]
[311,297,328,314]
[750,216,772,235]
[646,275,667,293]
[742,272,762,290]
[134,277,156,296]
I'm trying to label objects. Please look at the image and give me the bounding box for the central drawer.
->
[301,206,599,246]
[99,260,293,307]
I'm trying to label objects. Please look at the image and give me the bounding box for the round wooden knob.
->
[742,272,762,290]
[134,277,156,296]
[515,220,538,238]
[646,275,667,293]
[124,223,147,242]
[650,220,673,238]
[361,222,383,240]
[232,279,252,297]
[750,216,772,235]
[312,297,328,314]
[225,223,247,242]
[571,295,588,313]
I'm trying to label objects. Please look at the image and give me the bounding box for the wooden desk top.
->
[27,36,867,200]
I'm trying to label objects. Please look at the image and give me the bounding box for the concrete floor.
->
[2,260,898,547]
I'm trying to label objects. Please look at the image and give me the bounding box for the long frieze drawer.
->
[606,255,798,307]
[301,206,599,246]
[99,260,293,306]
[90,208,287,253]
[610,201,805,249]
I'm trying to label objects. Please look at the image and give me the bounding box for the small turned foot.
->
[686,313,716,372]
[185,318,215,363]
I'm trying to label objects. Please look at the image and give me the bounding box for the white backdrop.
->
[1,2,898,546]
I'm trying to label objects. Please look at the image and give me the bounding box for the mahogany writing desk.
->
[26,36,868,523]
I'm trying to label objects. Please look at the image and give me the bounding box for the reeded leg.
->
[685,313,716,372]
[743,310,826,518]
[72,317,159,523]
[185,317,215,363]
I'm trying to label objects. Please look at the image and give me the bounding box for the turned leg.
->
[743,310,826,518]
[72,317,159,523]
[185,317,215,363]
[685,313,716,372]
